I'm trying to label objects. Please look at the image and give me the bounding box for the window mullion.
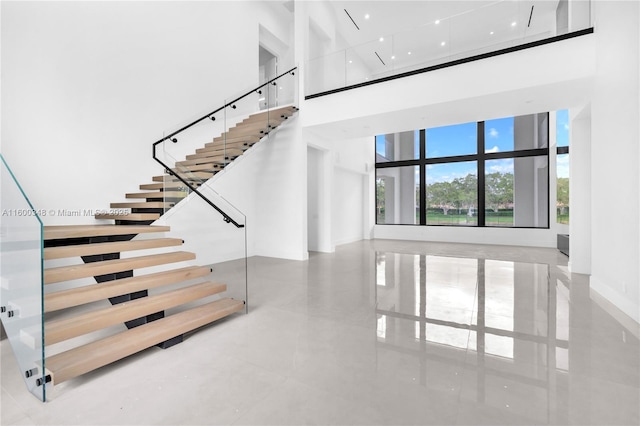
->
[478,121,486,227]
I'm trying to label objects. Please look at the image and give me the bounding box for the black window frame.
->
[375,113,550,229]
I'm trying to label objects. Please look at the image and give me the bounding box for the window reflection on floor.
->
[374,250,571,413]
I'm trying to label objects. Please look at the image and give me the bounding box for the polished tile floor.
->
[2,240,639,425]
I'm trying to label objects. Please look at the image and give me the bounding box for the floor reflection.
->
[373,250,639,425]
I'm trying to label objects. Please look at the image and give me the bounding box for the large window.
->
[556,109,569,224]
[375,112,550,228]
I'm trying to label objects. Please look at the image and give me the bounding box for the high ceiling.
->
[324,0,561,79]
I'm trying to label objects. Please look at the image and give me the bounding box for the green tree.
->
[485,172,513,212]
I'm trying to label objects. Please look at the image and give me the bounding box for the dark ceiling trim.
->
[528,5,534,27]
[375,51,386,66]
[344,9,360,30]
[305,27,594,100]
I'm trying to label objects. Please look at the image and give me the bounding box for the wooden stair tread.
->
[200,140,257,152]
[172,164,221,173]
[152,172,214,182]
[44,251,196,284]
[176,155,230,166]
[44,225,170,241]
[110,202,174,209]
[44,238,183,260]
[95,213,160,221]
[45,298,245,384]
[45,266,211,312]
[139,182,193,190]
[126,191,188,199]
[186,148,244,160]
[242,106,296,122]
[45,281,227,345]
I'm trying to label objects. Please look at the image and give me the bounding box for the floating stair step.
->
[45,298,245,384]
[44,225,170,241]
[219,129,267,139]
[44,251,196,284]
[172,163,221,173]
[45,281,227,345]
[242,106,296,123]
[126,191,187,199]
[201,139,258,151]
[240,115,287,126]
[152,172,214,182]
[110,202,174,209]
[209,134,261,144]
[186,148,244,160]
[45,266,211,312]
[44,238,184,260]
[95,213,160,221]
[139,182,193,191]
[176,155,228,167]
[230,122,279,133]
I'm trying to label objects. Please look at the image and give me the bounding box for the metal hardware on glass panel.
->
[36,375,52,386]
[25,368,38,378]
[0,306,6,313]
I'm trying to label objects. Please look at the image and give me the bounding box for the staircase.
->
[36,105,298,387]
[102,105,298,225]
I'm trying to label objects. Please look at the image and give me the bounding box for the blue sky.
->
[376,111,569,183]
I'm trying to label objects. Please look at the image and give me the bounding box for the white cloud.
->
[486,145,500,153]
[488,128,499,138]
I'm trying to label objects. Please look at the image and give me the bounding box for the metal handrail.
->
[152,66,297,227]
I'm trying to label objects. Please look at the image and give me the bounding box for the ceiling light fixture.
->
[435,19,440,24]
[408,51,412,55]
[379,37,384,42]
[511,21,517,27]
[490,31,494,35]
[441,41,446,46]
[344,9,360,30]
[364,13,370,20]
[391,55,395,59]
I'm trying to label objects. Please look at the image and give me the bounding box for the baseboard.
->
[590,276,640,339]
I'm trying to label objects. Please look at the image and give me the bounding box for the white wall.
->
[156,113,306,263]
[589,1,640,323]
[305,130,372,251]
[0,1,289,225]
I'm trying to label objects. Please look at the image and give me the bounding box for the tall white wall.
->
[156,114,306,263]
[1,1,290,225]
[305,130,373,252]
[589,1,640,323]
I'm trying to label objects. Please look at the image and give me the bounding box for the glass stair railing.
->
[0,154,47,401]
[152,67,299,308]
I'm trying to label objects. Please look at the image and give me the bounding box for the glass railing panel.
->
[158,160,248,313]
[0,154,46,401]
[306,50,346,95]
[305,0,592,96]
[223,89,266,165]
[152,66,298,314]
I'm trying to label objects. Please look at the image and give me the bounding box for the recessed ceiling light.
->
[408,51,412,55]
[490,31,495,35]
[349,60,353,64]
[391,55,395,59]
[364,13,370,20]
[435,19,440,24]
[379,37,384,42]
[511,21,517,27]
[440,41,446,46]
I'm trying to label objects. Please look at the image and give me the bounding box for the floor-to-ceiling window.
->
[376,112,550,228]
[556,109,570,224]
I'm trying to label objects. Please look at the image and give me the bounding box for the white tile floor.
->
[2,240,639,425]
